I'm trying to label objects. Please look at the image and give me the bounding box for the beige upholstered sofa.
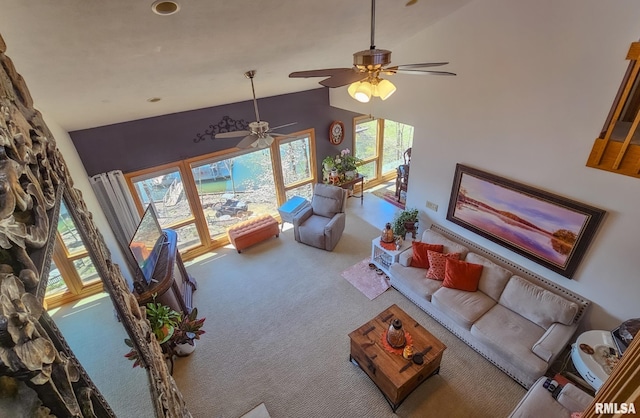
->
[388,225,590,388]
[509,376,593,417]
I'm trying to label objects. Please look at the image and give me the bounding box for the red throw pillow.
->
[425,251,460,280]
[443,258,484,292]
[410,242,444,269]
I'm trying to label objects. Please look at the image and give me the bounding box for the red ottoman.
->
[227,215,279,253]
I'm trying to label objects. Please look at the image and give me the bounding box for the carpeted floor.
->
[50,212,526,418]
[171,213,525,418]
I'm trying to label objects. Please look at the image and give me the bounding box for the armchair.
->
[293,183,348,251]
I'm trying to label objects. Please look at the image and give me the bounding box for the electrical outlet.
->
[426,201,438,212]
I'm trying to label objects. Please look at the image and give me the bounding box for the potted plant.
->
[392,207,419,238]
[171,307,206,357]
[145,300,181,344]
[338,149,362,180]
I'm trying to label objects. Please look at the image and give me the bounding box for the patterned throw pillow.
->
[410,242,444,269]
[426,250,460,280]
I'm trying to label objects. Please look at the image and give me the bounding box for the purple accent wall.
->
[70,88,361,177]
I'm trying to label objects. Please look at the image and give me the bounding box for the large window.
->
[354,116,414,186]
[125,129,316,259]
[45,200,102,308]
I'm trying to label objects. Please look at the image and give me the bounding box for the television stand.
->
[134,229,197,315]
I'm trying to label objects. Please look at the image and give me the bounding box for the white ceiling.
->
[0,0,470,131]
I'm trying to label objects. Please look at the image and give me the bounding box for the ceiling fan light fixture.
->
[376,78,396,100]
[348,81,360,100]
[353,81,372,103]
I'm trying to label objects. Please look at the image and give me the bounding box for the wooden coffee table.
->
[348,304,446,412]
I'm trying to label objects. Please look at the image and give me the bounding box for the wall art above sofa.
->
[446,164,605,279]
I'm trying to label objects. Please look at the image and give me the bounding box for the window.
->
[587,41,640,179]
[45,200,103,308]
[125,129,316,259]
[354,116,414,186]
[277,133,316,202]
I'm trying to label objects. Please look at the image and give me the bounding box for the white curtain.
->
[90,170,141,274]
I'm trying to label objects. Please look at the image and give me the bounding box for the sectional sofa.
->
[388,224,590,388]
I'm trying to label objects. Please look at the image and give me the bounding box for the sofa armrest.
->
[399,248,413,267]
[557,383,593,412]
[532,323,576,362]
[293,205,313,226]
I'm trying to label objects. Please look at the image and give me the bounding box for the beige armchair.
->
[293,183,347,251]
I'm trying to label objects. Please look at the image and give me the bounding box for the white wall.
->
[332,0,640,330]
[43,115,134,284]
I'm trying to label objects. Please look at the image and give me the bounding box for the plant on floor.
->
[145,299,182,344]
[124,302,207,365]
[392,207,419,237]
[172,307,206,347]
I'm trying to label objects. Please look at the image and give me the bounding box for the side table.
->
[277,196,311,231]
[371,237,412,276]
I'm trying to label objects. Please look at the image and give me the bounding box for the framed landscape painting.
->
[446,164,605,278]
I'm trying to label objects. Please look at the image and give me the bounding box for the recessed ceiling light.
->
[147,97,162,103]
[151,1,180,16]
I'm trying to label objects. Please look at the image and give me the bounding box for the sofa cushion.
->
[421,229,470,258]
[464,252,513,301]
[410,242,444,268]
[471,304,547,379]
[426,250,460,280]
[311,184,344,218]
[297,215,330,248]
[499,276,579,329]
[389,263,442,301]
[432,287,495,329]
[443,258,483,292]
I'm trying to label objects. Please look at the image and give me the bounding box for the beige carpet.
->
[170,213,526,417]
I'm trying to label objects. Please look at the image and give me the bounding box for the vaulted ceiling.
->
[0,0,470,131]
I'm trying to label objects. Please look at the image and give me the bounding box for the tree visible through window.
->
[354,116,414,185]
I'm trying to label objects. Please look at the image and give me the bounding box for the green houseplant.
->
[145,300,181,344]
[392,207,419,237]
[124,302,207,366]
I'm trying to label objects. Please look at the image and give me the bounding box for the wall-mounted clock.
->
[329,121,345,145]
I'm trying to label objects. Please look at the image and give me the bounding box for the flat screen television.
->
[128,204,166,285]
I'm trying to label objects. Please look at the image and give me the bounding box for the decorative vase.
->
[345,170,356,180]
[386,319,406,348]
[174,341,196,357]
[381,222,395,243]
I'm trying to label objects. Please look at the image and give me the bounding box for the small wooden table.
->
[336,174,364,204]
[348,304,446,412]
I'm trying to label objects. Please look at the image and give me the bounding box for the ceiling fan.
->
[289,0,455,103]
[215,70,296,148]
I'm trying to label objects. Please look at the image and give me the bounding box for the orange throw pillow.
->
[425,250,460,280]
[410,242,444,269]
[443,258,484,292]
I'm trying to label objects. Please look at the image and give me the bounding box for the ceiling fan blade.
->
[289,68,353,78]
[270,132,299,138]
[320,71,368,88]
[395,62,449,69]
[394,69,457,76]
[215,130,251,139]
[269,122,297,131]
[236,134,258,149]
